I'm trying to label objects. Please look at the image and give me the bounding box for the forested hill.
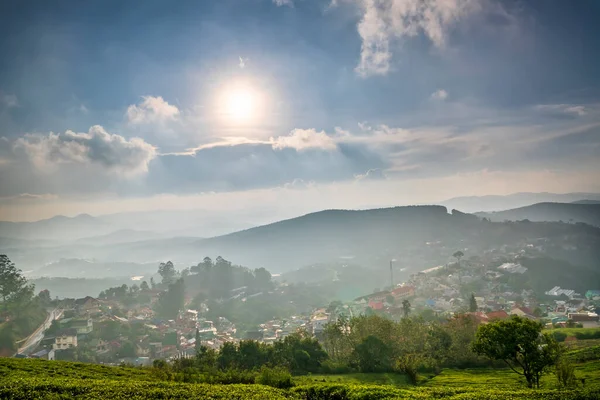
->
[476,203,600,227]
[192,206,600,272]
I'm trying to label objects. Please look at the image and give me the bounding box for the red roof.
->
[486,310,509,320]
[392,286,415,296]
[368,301,384,310]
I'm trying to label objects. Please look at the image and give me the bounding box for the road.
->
[16,308,63,355]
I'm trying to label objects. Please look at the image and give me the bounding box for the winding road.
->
[16,308,63,355]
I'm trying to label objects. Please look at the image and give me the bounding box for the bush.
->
[319,360,354,374]
[255,366,294,389]
[555,359,577,388]
[552,331,568,342]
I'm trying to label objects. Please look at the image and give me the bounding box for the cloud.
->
[431,89,449,101]
[239,56,246,69]
[1,93,19,108]
[126,96,180,124]
[270,128,337,151]
[354,168,387,181]
[14,125,157,174]
[351,0,481,77]
[0,193,58,203]
[534,104,587,117]
[273,0,294,7]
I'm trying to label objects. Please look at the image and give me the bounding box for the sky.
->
[1,0,600,222]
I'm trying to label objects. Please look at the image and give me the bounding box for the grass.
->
[1,352,600,399]
[294,360,600,390]
[0,357,156,381]
[295,372,411,386]
[546,326,600,338]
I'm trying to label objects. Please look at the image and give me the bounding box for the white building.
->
[53,328,78,350]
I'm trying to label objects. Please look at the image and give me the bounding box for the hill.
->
[441,192,600,213]
[476,203,600,227]
[5,205,600,278]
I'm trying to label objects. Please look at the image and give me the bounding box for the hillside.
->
[5,205,600,277]
[476,203,600,227]
[441,192,600,213]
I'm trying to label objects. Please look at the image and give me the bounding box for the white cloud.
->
[355,168,387,181]
[239,56,246,69]
[1,93,19,107]
[431,89,449,101]
[271,128,337,151]
[273,0,294,7]
[534,104,587,117]
[14,125,157,175]
[0,193,58,203]
[126,96,180,124]
[351,0,480,77]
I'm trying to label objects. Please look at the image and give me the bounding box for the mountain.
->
[178,205,600,273]
[4,205,600,277]
[571,200,600,205]
[441,192,600,213]
[0,209,269,244]
[0,214,112,242]
[476,203,600,226]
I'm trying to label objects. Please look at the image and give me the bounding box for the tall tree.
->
[472,315,561,388]
[253,267,272,291]
[158,261,177,285]
[452,251,464,264]
[402,299,411,318]
[140,281,149,291]
[469,294,478,312]
[0,255,31,313]
[156,278,185,320]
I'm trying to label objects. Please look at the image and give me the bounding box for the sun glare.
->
[219,82,263,123]
[227,89,254,120]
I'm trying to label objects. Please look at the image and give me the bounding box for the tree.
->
[385,295,395,305]
[353,335,392,372]
[155,278,185,320]
[150,277,156,289]
[402,299,411,318]
[0,255,31,313]
[140,281,149,291]
[254,267,272,291]
[472,315,561,388]
[453,251,464,264]
[38,289,52,306]
[158,261,177,285]
[469,293,477,312]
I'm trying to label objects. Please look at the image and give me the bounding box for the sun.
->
[219,82,263,123]
[226,88,254,120]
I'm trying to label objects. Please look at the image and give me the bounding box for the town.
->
[12,250,599,367]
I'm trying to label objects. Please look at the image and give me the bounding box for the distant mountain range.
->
[476,203,600,227]
[2,200,600,278]
[441,192,600,213]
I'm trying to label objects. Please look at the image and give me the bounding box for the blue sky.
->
[1,0,600,221]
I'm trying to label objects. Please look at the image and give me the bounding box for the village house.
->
[391,285,415,300]
[67,318,93,335]
[31,348,55,361]
[568,312,600,328]
[53,328,78,350]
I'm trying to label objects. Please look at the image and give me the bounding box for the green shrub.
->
[555,359,577,388]
[319,360,355,374]
[255,366,294,389]
[552,331,568,342]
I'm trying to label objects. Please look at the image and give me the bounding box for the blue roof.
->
[32,349,49,357]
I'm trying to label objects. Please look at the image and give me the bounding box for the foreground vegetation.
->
[2,357,600,399]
